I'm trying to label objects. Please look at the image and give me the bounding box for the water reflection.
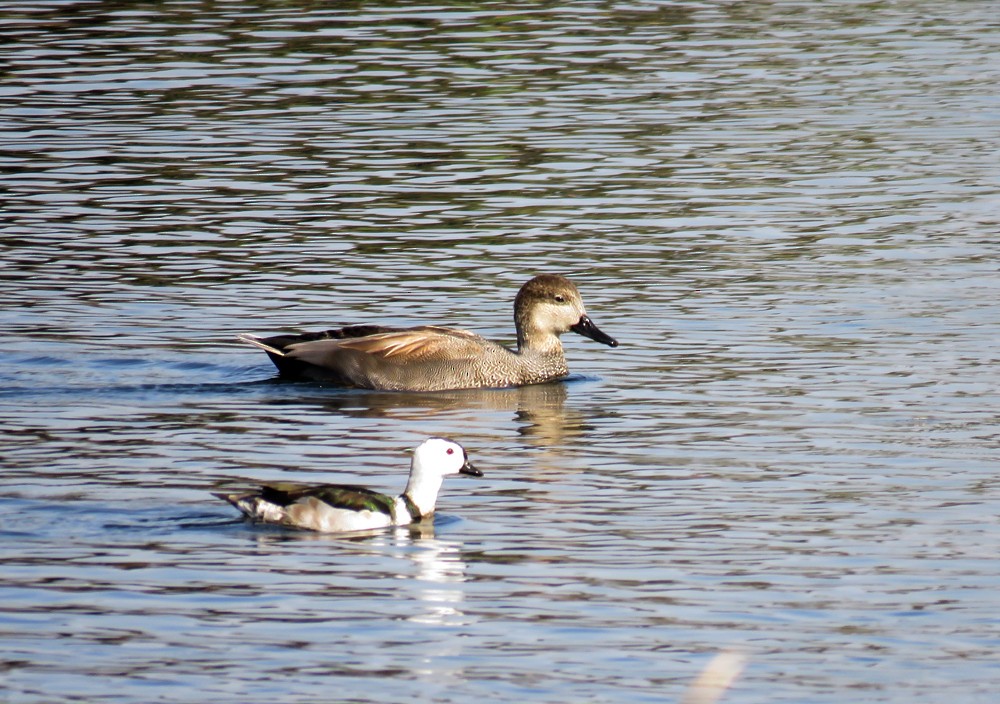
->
[3,0,1000,702]
[260,380,586,446]
[234,518,470,627]
[387,525,470,628]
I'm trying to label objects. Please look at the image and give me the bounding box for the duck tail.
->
[212,491,243,508]
[237,333,287,357]
[213,491,261,519]
[214,490,288,524]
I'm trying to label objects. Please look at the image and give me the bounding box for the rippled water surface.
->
[3,1,1000,702]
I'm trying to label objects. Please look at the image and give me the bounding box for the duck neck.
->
[401,459,444,518]
[516,318,565,357]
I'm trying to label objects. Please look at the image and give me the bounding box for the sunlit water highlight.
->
[2,2,999,702]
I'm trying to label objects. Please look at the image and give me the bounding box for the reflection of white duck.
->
[407,539,470,627]
[215,438,482,534]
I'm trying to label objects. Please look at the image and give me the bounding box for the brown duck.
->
[238,274,618,391]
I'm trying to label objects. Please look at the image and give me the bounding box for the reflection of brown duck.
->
[238,274,618,391]
[262,382,580,448]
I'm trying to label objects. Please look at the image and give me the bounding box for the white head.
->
[412,437,480,477]
[404,437,482,516]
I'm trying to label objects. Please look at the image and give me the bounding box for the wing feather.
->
[328,326,492,361]
[259,482,395,516]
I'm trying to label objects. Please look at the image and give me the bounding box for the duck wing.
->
[284,326,495,369]
[250,325,509,389]
[329,326,490,361]
[258,482,396,516]
[255,325,401,350]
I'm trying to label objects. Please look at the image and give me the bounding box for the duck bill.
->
[460,459,483,477]
[570,315,618,347]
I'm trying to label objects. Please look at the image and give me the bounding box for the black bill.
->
[570,315,618,348]
[460,458,483,477]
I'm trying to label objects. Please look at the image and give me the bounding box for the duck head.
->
[403,437,481,518]
[413,437,481,478]
[514,274,618,350]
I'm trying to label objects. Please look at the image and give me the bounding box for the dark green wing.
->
[259,482,395,516]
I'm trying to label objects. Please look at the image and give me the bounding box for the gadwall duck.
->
[238,274,618,391]
[215,437,482,533]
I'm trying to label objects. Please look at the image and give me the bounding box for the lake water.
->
[2,1,999,702]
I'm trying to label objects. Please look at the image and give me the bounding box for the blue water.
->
[3,1,1000,702]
